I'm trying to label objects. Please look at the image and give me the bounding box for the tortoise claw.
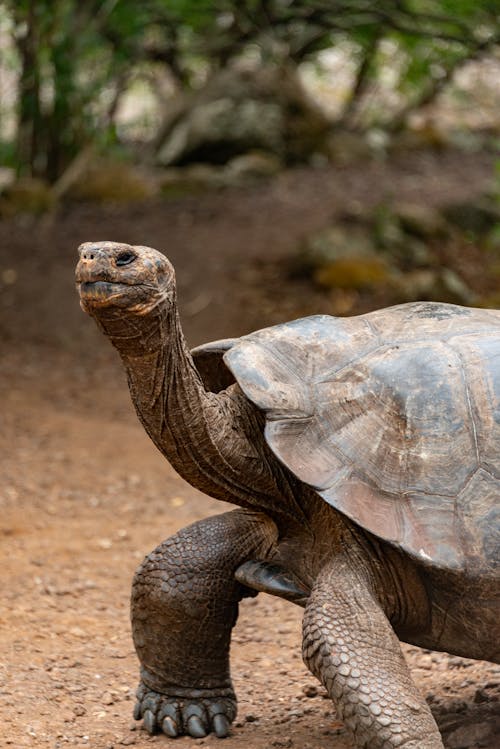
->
[213,713,230,738]
[187,715,207,738]
[162,715,178,737]
[132,701,142,721]
[143,709,157,735]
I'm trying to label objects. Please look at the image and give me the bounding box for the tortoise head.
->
[76,241,175,316]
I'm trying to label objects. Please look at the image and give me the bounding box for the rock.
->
[225,151,282,182]
[119,737,136,746]
[302,684,319,698]
[296,220,405,291]
[0,167,15,194]
[370,204,438,271]
[298,225,379,273]
[69,160,157,203]
[158,96,282,166]
[442,198,500,236]
[373,205,436,268]
[439,268,476,305]
[314,256,390,290]
[326,131,374,166]
[393,203,449,239]
[391,268,475,305]
[0,177,55,217]
[156,66,330,167]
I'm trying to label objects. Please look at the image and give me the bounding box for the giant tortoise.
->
[76,241,499,749]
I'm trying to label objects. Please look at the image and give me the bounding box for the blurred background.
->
[1,5,500,747]
[1,0,500,350]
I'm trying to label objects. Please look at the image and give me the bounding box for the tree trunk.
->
[46,36,76,182]
[15,0,44,176]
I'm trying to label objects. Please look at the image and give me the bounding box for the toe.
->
[132,701,142,721]
[187,715,207,738]
[212,713,230,738]
[158,702,180,738]
[143,709,157,735]
[183,704,209,738]
[162,716,178,737]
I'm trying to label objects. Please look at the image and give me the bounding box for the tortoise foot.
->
[133,681,237,738]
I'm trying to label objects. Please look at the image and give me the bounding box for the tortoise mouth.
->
[78,280,138,306]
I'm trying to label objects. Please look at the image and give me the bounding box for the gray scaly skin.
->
[76,241,494,748]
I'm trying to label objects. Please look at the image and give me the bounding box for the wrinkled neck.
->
[95,295,250,503]
[93,288,175,359]
[102,296,208,462]
[93,293,307,525]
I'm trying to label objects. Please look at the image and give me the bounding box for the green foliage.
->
[2,0,499,181]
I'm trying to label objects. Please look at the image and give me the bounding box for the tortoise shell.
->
[193,302,500,577]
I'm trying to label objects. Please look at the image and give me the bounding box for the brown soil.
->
[1,150,499,749]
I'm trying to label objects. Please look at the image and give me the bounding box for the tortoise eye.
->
[116,251,136,267]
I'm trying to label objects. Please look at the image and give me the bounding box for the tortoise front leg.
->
[302,557,443,749]
[131,508,277,738]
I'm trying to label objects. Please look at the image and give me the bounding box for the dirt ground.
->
[1,150,499,749]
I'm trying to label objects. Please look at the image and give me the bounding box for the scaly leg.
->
[131,508,277,738]
[302,556,443,748]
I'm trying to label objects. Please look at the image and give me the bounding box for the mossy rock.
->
[372,204,438,269]
[393,203,450,239]
[157,66,330,167]
[296,223,395,291]
[391,268,475,306]
[0,177,55,217]
[314,257,391,290]
[69,160,157,203]
[442,198,500,237]
[300,226,377,270]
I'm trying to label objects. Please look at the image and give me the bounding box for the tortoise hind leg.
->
[302,556,443,749]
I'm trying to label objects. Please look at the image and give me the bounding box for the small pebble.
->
[302,684,318,698]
